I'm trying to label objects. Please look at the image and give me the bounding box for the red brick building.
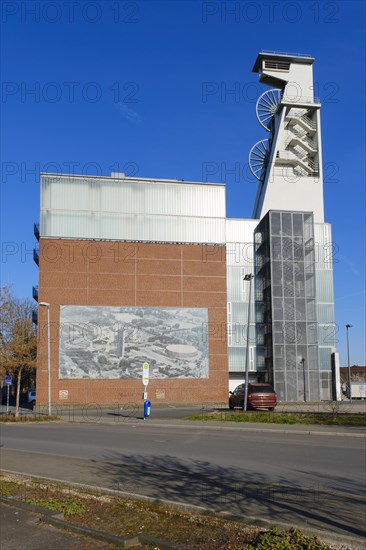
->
[35,174,229,406]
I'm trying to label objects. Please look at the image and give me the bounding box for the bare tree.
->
[0,286,37,416]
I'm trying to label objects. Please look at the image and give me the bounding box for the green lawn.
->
[0,414,60,422]
[185,410,366,426]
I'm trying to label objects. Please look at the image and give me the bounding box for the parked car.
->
[229,383,277,411]
[28,389,36,405]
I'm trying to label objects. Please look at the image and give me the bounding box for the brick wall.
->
[36,239,228,406]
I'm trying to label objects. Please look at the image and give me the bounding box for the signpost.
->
[5,376,12,414]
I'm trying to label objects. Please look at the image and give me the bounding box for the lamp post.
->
[243,274,254,411]
[300,357,306,402]
[39,302,51,415]
[346,324,353,402]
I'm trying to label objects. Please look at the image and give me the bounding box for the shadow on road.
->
[93,452,366,540]
[107,412,144,421]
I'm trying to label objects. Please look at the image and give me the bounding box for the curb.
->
[125,419,366,438]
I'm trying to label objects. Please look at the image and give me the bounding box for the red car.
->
[229,383,277,411]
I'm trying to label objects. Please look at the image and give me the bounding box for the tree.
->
[0,286,37,416]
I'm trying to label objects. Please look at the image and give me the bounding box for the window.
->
[264,60,290,71]
[241,268,247,299]
[228,323,232,347]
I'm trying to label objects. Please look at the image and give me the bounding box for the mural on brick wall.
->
[59,305,209,379]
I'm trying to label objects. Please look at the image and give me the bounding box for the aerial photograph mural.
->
[59,306,209,379]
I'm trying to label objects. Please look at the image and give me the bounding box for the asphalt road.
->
[1,421,365,546]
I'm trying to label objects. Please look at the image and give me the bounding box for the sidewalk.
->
[0,501,118,550]
[0,497,189,550]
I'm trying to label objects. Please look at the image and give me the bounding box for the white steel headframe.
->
[250,51,324,223]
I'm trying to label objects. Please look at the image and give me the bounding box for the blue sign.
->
[4,376,12,385]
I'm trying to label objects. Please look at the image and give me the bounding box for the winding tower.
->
[249,52,337,402]
[250,51,324,223]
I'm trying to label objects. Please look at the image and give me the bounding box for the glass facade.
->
[254,211,322,401]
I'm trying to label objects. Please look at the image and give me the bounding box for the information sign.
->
[142,362,149,385]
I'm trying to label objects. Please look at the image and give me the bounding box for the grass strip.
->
[185,411,366,426]
[0,414,60,422]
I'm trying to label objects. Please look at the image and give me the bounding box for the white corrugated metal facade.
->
[40,174,226,244]
[226,219,259,374]
[314,223,336,389]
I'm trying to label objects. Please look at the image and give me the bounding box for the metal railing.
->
[286,132,317,151]
[288,112,317,130]
[32,310,38,325]
[33,248,39,265]
[293,165,309,177]
[276,150,319,174]
[34,223,40,240]
[260,50,313,58]
[301,114,316,129]
[287,147,307,161]
[306,157,319,171]
[291,126,307,139]
[32,285,38,301]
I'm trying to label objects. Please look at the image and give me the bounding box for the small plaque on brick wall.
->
[156,389,165,399]
[59,390,69,400]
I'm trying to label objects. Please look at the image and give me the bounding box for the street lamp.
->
[300,357,306,402]
[243,274,254,411]
[346,324,353,402]
[39,302,51,415]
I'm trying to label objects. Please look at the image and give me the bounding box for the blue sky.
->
[1,0,365,366]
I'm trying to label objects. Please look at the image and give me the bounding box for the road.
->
[1,421,365,546]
